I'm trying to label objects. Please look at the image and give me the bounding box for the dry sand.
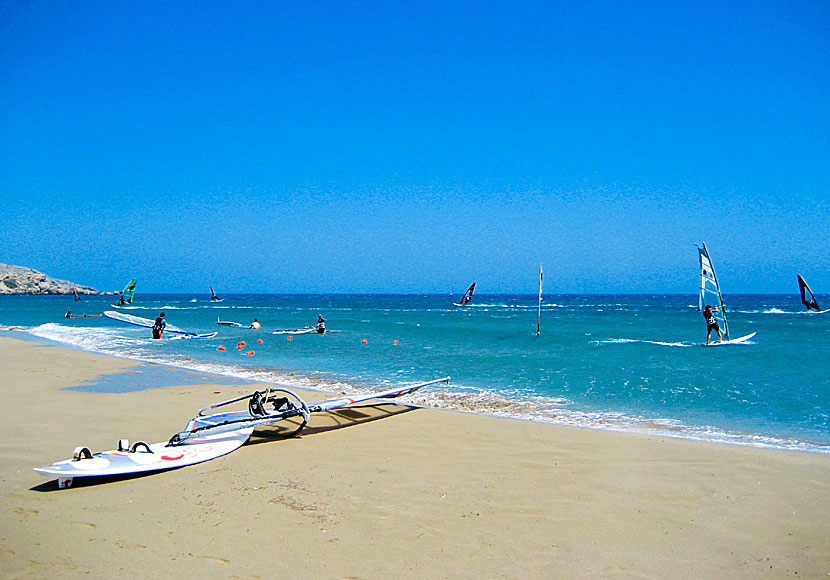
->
[1,335,829,579]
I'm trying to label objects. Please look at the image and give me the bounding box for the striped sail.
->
[697,243,729,340]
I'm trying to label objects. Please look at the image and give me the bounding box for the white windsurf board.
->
[34,428,252,488]
[704,332,757,346]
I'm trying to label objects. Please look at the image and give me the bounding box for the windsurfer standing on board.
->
[315,314,326,334]
[703,304,722,344]
[152,312,166,339]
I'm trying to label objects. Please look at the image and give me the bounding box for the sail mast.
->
[536,264,543,336]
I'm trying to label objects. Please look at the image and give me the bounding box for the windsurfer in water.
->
[152,312,166,339]
[703,304,722,344]
[249,318,260,330]
[315,313,326,334]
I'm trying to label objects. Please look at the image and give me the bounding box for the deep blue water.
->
[2,293,828,453]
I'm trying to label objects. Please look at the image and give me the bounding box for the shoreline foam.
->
[6,323,830,455]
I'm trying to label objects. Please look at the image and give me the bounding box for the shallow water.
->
[2,293,828,453]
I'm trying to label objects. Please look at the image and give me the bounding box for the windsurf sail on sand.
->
[104,310,206,337]
[170,377,451,443]
[797,274,821,311]
[117,279,136,306]
[209,285,223,302]
[454,283,476,306]
[697,243,730,340]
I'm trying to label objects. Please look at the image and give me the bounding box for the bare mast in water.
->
[536,264,543,336]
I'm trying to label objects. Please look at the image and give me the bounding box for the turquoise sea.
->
[2,293,828,453]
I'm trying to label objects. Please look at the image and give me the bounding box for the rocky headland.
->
[0,263,102,295]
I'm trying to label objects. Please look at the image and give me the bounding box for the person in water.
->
[703,304,722,344]
[315,313,326,334]
[152,312,166,339]
[249,318,261,330]
[65,310,71,318]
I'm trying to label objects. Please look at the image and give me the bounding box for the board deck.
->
[169,331,218,340]
[34,428,252,488]
[271,326,318,335]
[704,332,757,346]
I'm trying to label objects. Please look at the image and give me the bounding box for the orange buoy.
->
[392,340,398,345]
[237,344,243,349]
[217,346,226,351]
[257,339,264,344]
[245,350,254,355]
[239,341,247,346]
[361,339,367,344]
[287,336,293,341]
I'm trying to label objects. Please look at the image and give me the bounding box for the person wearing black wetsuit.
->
[152,312,166,339]
[703,304,722,344]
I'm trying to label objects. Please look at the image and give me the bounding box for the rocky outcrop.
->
[0,263,101,295]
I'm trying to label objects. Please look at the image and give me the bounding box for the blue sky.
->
[1,1,828,293]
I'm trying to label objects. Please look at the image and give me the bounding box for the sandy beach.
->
[1,335,829,579]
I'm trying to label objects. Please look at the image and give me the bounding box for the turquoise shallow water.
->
[2,293,828,453]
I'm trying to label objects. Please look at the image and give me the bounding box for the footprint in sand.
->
[188,553,230,565]
[68,521,96,529]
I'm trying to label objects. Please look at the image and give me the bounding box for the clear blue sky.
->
[1,1,828,294]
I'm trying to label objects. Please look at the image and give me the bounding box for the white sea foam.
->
[594,338,692,347]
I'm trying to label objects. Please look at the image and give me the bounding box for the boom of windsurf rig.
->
[167,377,451,445]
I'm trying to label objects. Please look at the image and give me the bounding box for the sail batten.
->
[697,243,730,340]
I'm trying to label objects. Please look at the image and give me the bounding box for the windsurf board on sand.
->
[33,428,253,488]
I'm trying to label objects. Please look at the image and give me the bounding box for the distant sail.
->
[455,283,476,306]
[797,274,821,311]
[697,243,730,340]
[116,279,137,307]
[73,287,81,301]
[209,285,223,302]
